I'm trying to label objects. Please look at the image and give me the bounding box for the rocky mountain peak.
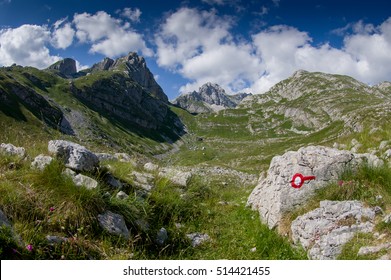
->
[46,58,77,78]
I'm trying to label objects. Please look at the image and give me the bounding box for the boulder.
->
[48,140,99,172]
[159,168,192,187]
[247,146,379,229]
[144,162,159,172]
[97,211,129,239]
[358,243,391,256]
[116,191,129,200]
[31,155,53,170]
[130,171,154,191]
[73,174,98,190]
[291,200,376,260]
[0,143,26,158]
[186,233,210,247]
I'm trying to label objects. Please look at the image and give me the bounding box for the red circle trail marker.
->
[291,173,316,189]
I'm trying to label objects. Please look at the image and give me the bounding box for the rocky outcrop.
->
[291,200,376,259]
[46,58,77,78]
[173,83,251,114]
[0,143,26,158]
[247,146,381,229]
[48,140,99,172]
[97,211,130,239]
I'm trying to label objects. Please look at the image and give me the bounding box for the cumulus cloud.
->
[119,7,142,22]
[0,24,61,68]
[73,11,152,57]
[156,8,391,94]
[156,7,261,93]
[51,20,75,49]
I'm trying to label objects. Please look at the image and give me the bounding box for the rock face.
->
[173,82,251,114]
[97,211,130,239]
[48,140,99,172]
[291,200,376,259]
[47,58,77,78]
[0,143,26,158]
[247,146,379,229]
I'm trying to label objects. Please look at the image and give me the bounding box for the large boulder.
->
[291,200,376,259]
[48,140,99,172]
[0,143,26,158]
[247,146,380,229]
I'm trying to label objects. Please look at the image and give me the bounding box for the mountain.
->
[172,82,251,114]
[0,52,185,154]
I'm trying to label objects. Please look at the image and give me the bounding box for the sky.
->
[1,0,391,100]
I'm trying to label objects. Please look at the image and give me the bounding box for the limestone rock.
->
[384,149,391,159]
[116,191,128,200]
[96,153,117,161]
[186,233,210,247]
[48,140,99,172]
[73,174,98,190]
[379,141,389,150]
[247,146,379,229]
[0,143,26,158]
[130,171,155,191]
[31,154,53,170]
[159,168,192,187]
[144,162,159,172]
[291,200,376,260]
[383,213,391,224]
[358,243,391,256]
[47,58,77,78]
[105,174,122,189]
[97,211,129,239]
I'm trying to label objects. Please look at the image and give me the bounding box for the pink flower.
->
[49,207,55,212]
[26,244,33,251]
[338,180,344,186]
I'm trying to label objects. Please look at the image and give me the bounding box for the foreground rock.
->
[0,143,26,158]
[97,211,129,239]
[247,146,381,229]
[186,233,210,247]
[159,168,192,187]
[31,155,53,170]
[48,140,99,172]
[291,200,376,260]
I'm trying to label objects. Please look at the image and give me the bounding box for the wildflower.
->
[49,207,55,212]
[26,244,33,251]
[338,180,344,186]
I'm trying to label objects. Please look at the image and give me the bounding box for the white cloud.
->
[73,11,152,57]
[0,24,61,68]
[119,7,142,22]
[51,22,75,49]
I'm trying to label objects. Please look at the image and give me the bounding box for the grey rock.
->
[0,143,26,158]
[96,153,117,161]
[106,174,122,189]
[144,162,159,172]
[48,140,99,172]
[73,174,98,190]
[62,168,76,177]
[131,171,154,191]
[31,154,53,170]
[247,146,376,229]
[47,58,77,78]
[358,243,391,256]
[156,227,168,246]
[116,191,128,200]
[384,149,391,159]
[97,211,129,239]
[379,141,389,150]
[383,213,391,224]
[159,168,192,187]
[378,254,391,260]
[186,233,210,247]
[46,235,68,245]
[291,200,376,260]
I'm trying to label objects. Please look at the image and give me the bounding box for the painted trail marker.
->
[291,173,316,189]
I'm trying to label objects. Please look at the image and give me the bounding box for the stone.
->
[130,171,154,191]
[31,154,53,170]
[73,174,98,190]
[63,168,76,177]
[106,174,122,189]
[358,243,391,256]
[291,200,376,260]
[186,233,211,247]
[97,211,129,239]
[48,140,99,172]
[383,213,391,224]
[384,149,391,159]
[378,254,391,260]
[114,153,133,163]
[156,227,168,246]
[144,162,159,172]
[159,168,192,187]
[47,58,77,78]
[247,146,376,229]
[95,153,117,161]
[379,141,389,150]
[250,247,257,252]
[46,235,68,245]
[116,191,128,200]
[0,143,26,158]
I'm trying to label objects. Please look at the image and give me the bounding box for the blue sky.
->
[1,0,391,99]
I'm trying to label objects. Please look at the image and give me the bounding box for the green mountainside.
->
[1,55,391,260]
